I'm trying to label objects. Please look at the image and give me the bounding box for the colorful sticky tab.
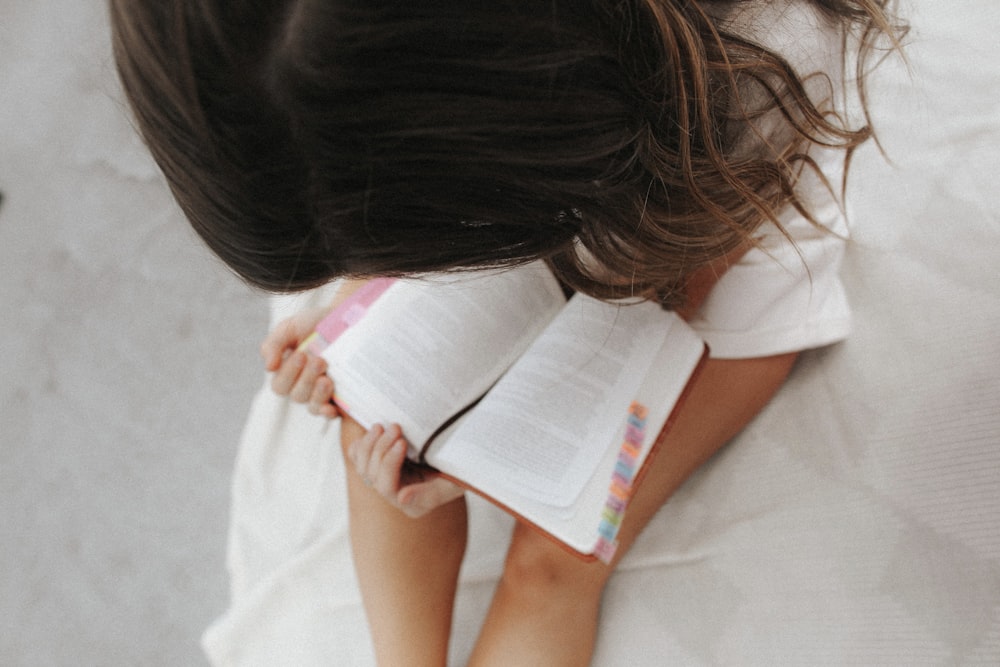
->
[594,537,618,564]
[304,277,397,354]
[299,331,327,356]
[617,449,636,469]
[622,441,641,461]
[597,520,617,542]
[604,494,627,514]
[609,482,630,503]
[594,401,649,564]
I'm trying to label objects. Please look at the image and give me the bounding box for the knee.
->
[499,525,610,607]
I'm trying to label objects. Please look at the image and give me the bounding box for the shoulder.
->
[684,3,854,358]
[697,0,848,124]
[707,1,851,195]
[709,0,844,62]
[710,0,846,98]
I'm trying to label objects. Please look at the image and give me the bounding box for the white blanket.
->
[203,4,1000,664]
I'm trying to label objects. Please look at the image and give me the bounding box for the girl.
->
[110,1,902,664]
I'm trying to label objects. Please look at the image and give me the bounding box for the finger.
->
[397,476,464,519]
[372,437,407,498]
[371,423,402,465]
[270,350,308,396]
[289,355,327,403]
[368,426,403,493]
[308,376,338,418]
[350,423,381,479]
[260,319,298,371]
[317,400,339,419]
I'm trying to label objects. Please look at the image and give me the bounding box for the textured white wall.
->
[0,3,267,665]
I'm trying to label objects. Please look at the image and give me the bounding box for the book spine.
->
[594,402,649,564]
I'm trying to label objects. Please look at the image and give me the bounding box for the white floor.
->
[1,3,266,665]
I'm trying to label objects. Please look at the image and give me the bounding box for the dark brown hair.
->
[110,0,902,308]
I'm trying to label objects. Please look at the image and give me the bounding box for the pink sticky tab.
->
[624,424,645,447]
[342,303,368,327]
[605,494,627,514]
[313,277,397,350]
[594,538,618,564]
[331,392,352,418]
[297,331,326,356]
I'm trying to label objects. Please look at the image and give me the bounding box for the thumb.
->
[260,314,321,371]
[396,477,464,518]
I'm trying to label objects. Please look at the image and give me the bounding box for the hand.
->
[260,280,373,417]
[260,305,338,418]
[348,423,465,518]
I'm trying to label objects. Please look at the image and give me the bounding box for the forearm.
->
[466,351,799,666]
[340,417,467,666]
[609,351,799,562]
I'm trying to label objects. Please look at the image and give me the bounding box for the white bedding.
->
[203,3,1000,664]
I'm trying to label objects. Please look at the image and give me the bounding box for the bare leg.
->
[341,418,467,667]
[468,353,798,666]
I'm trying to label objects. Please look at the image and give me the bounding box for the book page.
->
[432,295,673,506]
[437,310,705,554]
[321,264,565,449]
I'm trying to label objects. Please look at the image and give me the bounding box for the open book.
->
[301,263,707,561]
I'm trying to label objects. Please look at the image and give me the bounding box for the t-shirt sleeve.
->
[687,0,856,359]
[686,149,852,359]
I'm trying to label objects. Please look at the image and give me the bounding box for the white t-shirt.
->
[687,0,853,358]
